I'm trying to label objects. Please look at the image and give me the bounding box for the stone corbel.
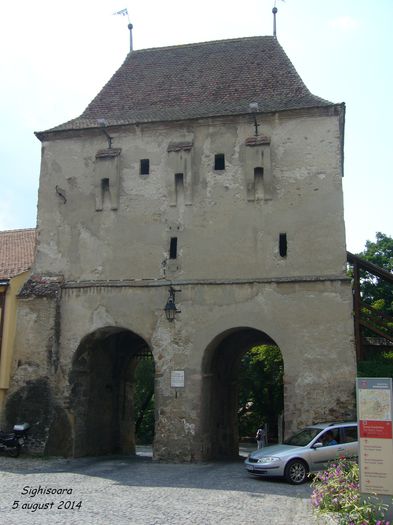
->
[167,142,193,206]
[244,136,272,201]
[94,148,122,211]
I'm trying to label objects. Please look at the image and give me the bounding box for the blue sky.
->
[0,0,391,252]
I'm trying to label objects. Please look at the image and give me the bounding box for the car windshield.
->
[283,427,323,446]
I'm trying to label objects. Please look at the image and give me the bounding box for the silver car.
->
[244,421,358,484]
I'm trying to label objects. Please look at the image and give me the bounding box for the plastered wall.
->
[6,106,356,458]
[34,108,347,282]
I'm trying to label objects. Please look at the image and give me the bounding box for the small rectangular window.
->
[169,237,178,259]
[214,154,225,170]
[101,178,109,191]
[279,233,287,257]
[140,159,150,175]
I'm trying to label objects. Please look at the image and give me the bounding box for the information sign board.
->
[171,370,185,388]
[357,378,393,496]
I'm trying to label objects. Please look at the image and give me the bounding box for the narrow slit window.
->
[101,178,109,191]
[140,159,150,175]
[254,167,264,199]
[169,237,178,259]
[214,154,225,170]
[175,173,184,206]
[279,233,287,258]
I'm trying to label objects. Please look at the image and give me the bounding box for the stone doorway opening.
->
[201,327,283,460]
[70,327,155,457]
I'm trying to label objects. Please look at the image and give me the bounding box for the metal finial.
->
[128,23,133,52]
[272,6,278,38]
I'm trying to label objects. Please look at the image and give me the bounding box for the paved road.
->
[0,453,330,525]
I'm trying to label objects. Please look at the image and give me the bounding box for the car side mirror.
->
[312,442,323,449]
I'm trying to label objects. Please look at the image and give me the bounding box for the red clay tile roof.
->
[38,36,333,137]
[0,229,37,280]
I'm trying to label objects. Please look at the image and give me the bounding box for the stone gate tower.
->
[6,36,356,459]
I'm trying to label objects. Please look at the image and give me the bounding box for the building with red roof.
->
[0,228,36,418]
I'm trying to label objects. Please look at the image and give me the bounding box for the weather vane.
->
[113,8,133,52]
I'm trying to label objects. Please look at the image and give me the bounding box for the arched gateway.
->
[5,35,357,460]
[70,327,154,457]
[201,327,281,460]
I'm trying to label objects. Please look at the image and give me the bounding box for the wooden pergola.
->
[347,251,393,361]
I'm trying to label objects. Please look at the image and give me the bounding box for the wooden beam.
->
[353,261,363,361]
[359,319,393,345]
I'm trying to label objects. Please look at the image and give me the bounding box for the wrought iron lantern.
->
[164,287,181,322]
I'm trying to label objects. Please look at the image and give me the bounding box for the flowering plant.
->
[310,457,390,525]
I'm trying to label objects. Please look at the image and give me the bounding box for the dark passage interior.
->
[201,327,283,460]
[70,327,154,457]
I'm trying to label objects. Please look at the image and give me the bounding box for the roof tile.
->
[0,229,37,280]
[38,36,333,136]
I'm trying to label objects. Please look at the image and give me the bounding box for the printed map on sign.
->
[359,389,391,421]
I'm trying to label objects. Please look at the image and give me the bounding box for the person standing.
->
[256,427,265,449]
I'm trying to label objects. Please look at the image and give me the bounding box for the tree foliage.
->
[357,350,393,379]
[134,357,155,444]
[238,345,283,440]
[357,232,393,316]
[356,232,393,376]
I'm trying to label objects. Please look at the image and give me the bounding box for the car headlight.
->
[257,456,280,464]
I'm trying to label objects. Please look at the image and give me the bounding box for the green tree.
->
[355,232,393,378]
[238,345,283,440]
[133,357,155,444]
[357,232,393,316]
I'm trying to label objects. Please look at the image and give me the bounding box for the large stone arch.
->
[192,311,287,371]
[200,326,282,460]
[69,325,154,457]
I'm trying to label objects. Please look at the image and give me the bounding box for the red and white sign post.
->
[357,378,393,519]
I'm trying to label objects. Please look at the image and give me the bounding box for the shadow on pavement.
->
[0,447,313,500]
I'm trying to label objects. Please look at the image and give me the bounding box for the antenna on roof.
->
[113,8,133,52]
[128,22,133,52]
[272,6,278,38]
[272,0,284,39]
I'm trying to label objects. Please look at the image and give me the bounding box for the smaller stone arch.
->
[200,326,282,460]
[69,326,154,457]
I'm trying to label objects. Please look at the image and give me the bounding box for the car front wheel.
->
[284,459,308,484]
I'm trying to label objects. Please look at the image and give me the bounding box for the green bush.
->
[358,351,393,379]
[310,457,390,525]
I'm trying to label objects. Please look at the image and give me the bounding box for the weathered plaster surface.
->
[34,110,347,281]
[7,107,356,459]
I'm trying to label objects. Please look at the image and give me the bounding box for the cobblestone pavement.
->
[0,453,330,525]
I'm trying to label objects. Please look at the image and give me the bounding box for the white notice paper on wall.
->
[171,370,185,388]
